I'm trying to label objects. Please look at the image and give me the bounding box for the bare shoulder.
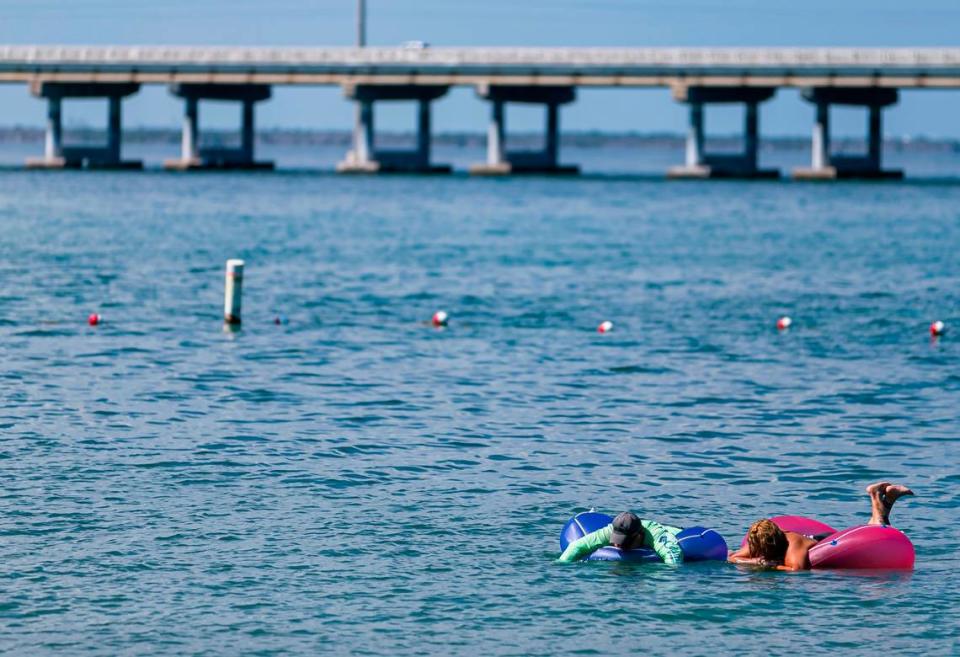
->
[783,532,817,570]
[783,531,818,545]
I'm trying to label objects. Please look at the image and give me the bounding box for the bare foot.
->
[866,481,891,498]
[883,484,914,504]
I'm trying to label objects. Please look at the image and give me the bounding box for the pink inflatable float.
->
[742,515,915,570]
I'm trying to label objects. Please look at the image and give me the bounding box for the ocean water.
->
[0,157,959,656]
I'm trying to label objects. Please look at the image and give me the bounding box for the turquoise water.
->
[1,164,959,655]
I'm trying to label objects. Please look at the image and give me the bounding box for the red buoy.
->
[597,320,613,334]
[776,316,792,330]
[432,310,449,327]
[930,320,945,337]
[88,313,101,326]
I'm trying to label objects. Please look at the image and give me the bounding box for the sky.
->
[1,0,959,137]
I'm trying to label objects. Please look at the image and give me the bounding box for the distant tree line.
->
[0,126,955,151]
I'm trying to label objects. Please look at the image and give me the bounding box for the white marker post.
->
[224,259,244,325]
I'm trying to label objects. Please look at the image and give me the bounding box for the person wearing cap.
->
[557,511,684,564]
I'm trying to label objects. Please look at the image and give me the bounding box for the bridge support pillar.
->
[337,84,451,174]
[668,86,778,179]
[470,85,578,175]
[165,84,273,170]
[26,81,141,170]
[793,88,902,180]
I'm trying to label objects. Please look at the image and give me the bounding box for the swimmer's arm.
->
[727,545,764,564]
[729,556,765,565]
[642,520,683,565]
[557,525,612,563]
[727,545,752,562]
[732,556,782,569]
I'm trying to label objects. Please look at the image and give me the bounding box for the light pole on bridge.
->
[351,0,368,168]
[357,0,366,47]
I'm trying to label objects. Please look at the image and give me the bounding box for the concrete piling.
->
[684,102,705,170]
[337,84,451,174]
[165,84,274,170]
[181,96,199,164]
[44,95,63,163]
[346,99,375,171]
[793,88,903,180]
[486,99,506,167]
[668,86,778,179]
[224,259,244,325]
[470,84,578,175]
[811,101,830,171]
[26,81,142,170]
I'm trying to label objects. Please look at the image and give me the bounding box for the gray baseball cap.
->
[610,512,642,547]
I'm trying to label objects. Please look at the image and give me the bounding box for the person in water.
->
[557,511,683,564]
[728,481,914,571]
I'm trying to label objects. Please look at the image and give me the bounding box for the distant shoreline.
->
[0,126,956,152]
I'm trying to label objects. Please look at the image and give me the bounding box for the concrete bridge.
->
[3,46,960,177]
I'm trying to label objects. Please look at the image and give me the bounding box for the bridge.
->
[4,46,960,177]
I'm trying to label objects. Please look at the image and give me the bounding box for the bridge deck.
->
[1,46,959,87]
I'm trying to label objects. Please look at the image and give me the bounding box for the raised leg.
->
[866,481,914,526]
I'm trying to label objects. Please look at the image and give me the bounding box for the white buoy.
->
[930,320,945,337]
[224,259,244,325]
[432,310,449,327]
[597,320,613,334]
[776,316,792,330]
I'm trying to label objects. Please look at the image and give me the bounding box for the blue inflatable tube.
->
[560,511,728,562]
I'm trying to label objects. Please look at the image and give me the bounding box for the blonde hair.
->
[747,519,788,562]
